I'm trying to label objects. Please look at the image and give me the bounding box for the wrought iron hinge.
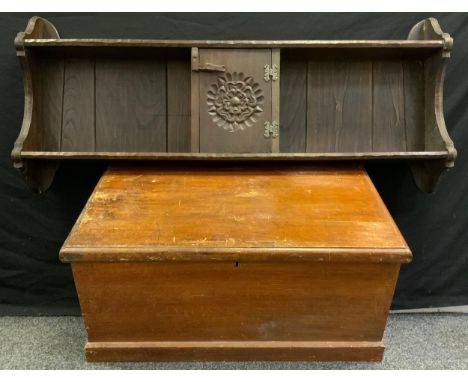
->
[264,121,279,139]
[192,48,226,72]
[264,64,279,81]
[193,62,226,73]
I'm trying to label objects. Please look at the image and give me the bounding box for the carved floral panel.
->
[207,72,264,133]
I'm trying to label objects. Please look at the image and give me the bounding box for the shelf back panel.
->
[280,55,425,154]
[28,49,192,154]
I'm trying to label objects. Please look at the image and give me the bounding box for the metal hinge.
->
[264,121,279,138]
[264,64,279,81]
[191,48,226,73]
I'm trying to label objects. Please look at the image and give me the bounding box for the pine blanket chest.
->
[60,164,411,361]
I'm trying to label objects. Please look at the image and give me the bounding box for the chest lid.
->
[60,163,411,264]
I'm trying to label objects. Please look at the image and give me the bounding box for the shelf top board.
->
[19,151,450,161]
[23,38,445,49]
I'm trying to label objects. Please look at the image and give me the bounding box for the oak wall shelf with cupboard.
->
[12,16,456,192]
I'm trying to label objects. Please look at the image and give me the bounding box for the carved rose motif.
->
[207,72,264,132]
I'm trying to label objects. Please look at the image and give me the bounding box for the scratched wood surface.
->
[73,261,399,343]
[61,163,410,260]
[61,162,411,362]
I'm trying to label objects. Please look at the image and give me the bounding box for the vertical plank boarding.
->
[62,59,95,151]
[34,56,64,152]
[307,60,372,152]
[403,60,425,151]
[95,59,167,152]
[372,61,406,152]
[167,60,191,152]
[280,58,307,153]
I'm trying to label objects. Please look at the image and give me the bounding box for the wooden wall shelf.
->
[12,16,456,192]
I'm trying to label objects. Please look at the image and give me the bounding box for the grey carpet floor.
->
[0,313,467,369]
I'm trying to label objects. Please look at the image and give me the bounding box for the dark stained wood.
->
[11,16,62,192]
[307,60,372,152]
[271,49,280,153]
[24,38,445,49]
[408,17,457,192]
[198,49,273,153]
[62,59,95,151]
[408,18,454,156]
[281,47,439,61]
[20,150,449,161]
[13,161,59,194]
[167,60,191,152]
[12,17,456,193]
[423,54,447,153]
[86,340,384,362]
[403,60,425,151]
[190,48,200,152]
[373,61,406,151]
[409,47,450,193]
[95,59,167,152]
[61,163,410,361]
[34,56,64,151]
[280,59,307,153]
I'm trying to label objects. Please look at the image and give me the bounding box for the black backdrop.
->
[0,13,467,315]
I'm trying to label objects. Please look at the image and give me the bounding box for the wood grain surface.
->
[198,49,273,153]
[61,163,410,262]
[62,59,95,151]
[307,60,372,152]
[32,55,64,151]
[373,61,407,151]
[73,261,399,349]
[95,59,167,152]
[13,17,455,193]
[61,163,410,361]
[85,340,384,362]
[167,60,191,152]
[280,58,307,153]
[24,38,445,49]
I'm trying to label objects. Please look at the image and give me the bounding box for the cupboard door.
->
[195,49,274,153]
